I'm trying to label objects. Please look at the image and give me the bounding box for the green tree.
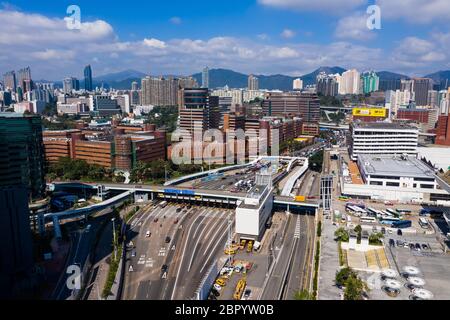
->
[354,225,362,242]
[334,227,349,242]
[344,275,368,300]
[369,232,384,245]
[335,267,357,288]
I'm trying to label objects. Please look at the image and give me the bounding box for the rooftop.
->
[359,155,435,179]
[353,122,417,131]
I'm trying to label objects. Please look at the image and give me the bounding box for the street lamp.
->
[111,218,117,261]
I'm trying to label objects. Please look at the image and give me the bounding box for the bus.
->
[367,207,381,217]
[380,217,401,225]
[360,217,377,224]
[346,202,365,209]
[346,205,367,216]
[392,220,412,229]
[396,208,412,214]
[385,208,400,217]
[418,217,430,229]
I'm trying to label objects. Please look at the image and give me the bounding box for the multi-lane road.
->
[122,202,234,300]
[260,212,315,300]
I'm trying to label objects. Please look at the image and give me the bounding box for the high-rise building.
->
[413,78,432,106]
[202,66,209,88]
[63,77,80,94]
[84,65,93,91]
[178,88,219,133]
[316,72,339,97]
[248,75,259,90]
[95,95,121,116]
[3,71,16,92]
[339,69,361,94]
[131,81,139,91]
[379,79,401,91]
[17,67,32,93]
[0,186,34,299]
[361,71,379,94]
[141,76,179,106]
[293,78,303,91]
[0,113,46,199]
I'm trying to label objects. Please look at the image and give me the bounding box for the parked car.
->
[244,289,252,299]
[213,284,222,291]
[165,236,171,243]
[389,239,395,247]
[154,218,159,223]
[409,243,415,250]
[396,240,404,247]
[146,230,151,237]
[415,243,421,251]
[211,289,220,297]
[161,264,168,272]
[421,244,429,250]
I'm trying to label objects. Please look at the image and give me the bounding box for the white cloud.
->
[335,14,376,41]
[31,49,75,60]
[376,0,450,24]
[257,33,269,41]
[143,38,167,49]
[169,17,182,25]
[280,29,296,39]
[258,0,367,13]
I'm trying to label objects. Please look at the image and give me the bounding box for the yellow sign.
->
[352,108,386,117]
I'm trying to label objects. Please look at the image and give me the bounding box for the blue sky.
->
[1,0,450,80]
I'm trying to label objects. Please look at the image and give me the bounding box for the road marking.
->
[162,272,167,279]
[294,215,301,239]
[145,258,154,268]
[200,223,231,273]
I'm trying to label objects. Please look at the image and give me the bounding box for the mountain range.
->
[44,67,450,91]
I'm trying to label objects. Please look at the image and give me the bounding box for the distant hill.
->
[424,70,450,85]
[192,66,347,90]
[377,71,409,81]
[94,69,147,83]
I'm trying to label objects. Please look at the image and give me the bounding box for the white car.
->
[146,231,151,237]
[213,284,222,291]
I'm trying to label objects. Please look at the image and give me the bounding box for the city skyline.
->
[1,1,450,80]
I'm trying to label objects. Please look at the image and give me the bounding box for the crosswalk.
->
[294,216,301,239]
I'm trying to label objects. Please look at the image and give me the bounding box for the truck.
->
[233,279,247,300]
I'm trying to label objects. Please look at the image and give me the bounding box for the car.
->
[187,205,191,210]
[154,218,159,223]
[421,244,429,250]
[244,289,251,299]
[131,250,136,257]
[403,242,410,248]
[211,288,220,297]
[387,229,393,234]
[146,231,151,237]
[176,207,182,213]
[409,243,415,250]
[213,284,222,291]
[384,201,394,206]
[215,278,226,286]
[389,239,395,247]
[161,264,168,272]
[397,229,403,236]
[415,243,421,251]
[208,293,218,300]
[165,236,171,243]
[396,240,404,247]
[174,218,179,224]
[381,227,386,235]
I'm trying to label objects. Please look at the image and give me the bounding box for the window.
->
[420,184,434,189]
[370,181,383,186]
[386,182,400,187]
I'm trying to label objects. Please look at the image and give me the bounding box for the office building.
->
[361,71,379,94]
[84,65,93,91]
[248,75,259,90]
[0,187,34,299]
[349,122,419,161]
[210,88,244,106]
[202,66,209,88]
[413,78,432,106]
[0,113,45,199]
[262,91,320,123]
[397,108,438,132]
[178,88,219,133]
[401,79,414,92]
[379,78,401,91]
[436,113,450,146]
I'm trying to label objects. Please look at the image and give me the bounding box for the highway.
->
[260,212,315,300]
[122,202,233,300]
[51,209,111,300]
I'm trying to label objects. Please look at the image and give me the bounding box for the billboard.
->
[352,108,387,117]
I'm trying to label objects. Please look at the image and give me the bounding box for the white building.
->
[341,154,450,202]
[350,122,419,161]
[386,90,415,117]
[339,69,361,95]
[293,78,303,90]
[235,172,273,241]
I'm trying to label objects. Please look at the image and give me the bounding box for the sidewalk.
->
[317,218,342,300]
